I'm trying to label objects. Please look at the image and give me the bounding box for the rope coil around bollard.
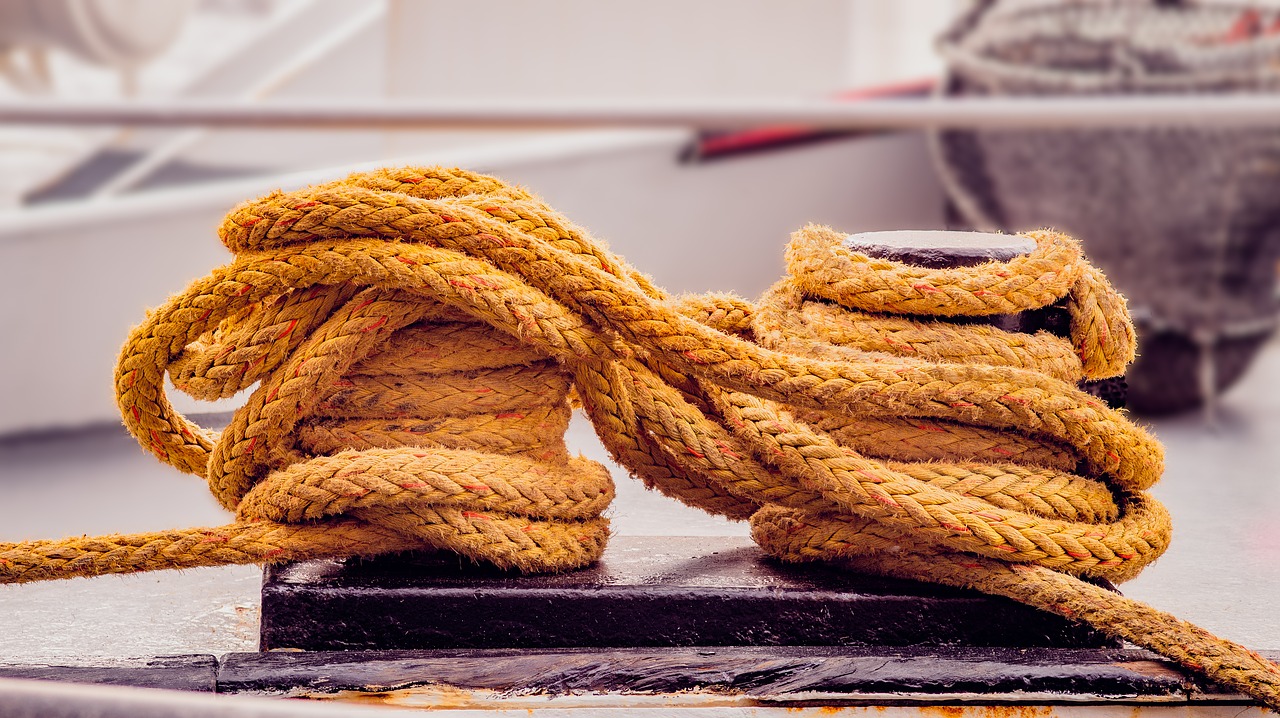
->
[1,167,1276,709]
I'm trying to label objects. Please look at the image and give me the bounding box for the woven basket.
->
[934,1,1280,413]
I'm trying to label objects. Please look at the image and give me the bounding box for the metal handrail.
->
[3,96,1278,131]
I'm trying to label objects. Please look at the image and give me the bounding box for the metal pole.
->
[1,96,1278,130]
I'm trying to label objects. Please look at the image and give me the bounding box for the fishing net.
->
[934,0,1280,413]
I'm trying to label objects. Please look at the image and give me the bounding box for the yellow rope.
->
[1,166,1276,709]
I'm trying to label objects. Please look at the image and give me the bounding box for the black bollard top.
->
[844,229,1035,269]
[842,229,1126,409]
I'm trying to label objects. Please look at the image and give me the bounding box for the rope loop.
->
[2,166,1276,710]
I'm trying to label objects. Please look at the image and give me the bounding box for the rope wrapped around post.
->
[0,167,1276,709]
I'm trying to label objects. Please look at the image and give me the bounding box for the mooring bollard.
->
[258,230,1120,653]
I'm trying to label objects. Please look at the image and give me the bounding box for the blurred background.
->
[0,0,1277,656]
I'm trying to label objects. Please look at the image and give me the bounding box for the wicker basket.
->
[934,1,1280,413]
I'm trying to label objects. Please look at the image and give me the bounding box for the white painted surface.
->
[845,0,962,89]
[0,130,944,433]
[169,0,966,171]
[385,1,852,101]
[0,0,974,202]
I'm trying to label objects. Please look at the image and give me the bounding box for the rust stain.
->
[300,684,751,710]
[1111,660,1187,682]
[920,706,1055,718]
[306,684,495,710]
[288,695,1232,716]
[801,702,951,714]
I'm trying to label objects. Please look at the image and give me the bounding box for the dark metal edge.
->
[217,647,1193,699]
[0,655,217,692]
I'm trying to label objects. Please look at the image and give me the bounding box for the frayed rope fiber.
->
[1,167,1277,708]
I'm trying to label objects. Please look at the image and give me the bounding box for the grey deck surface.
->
[1,346,1278,658]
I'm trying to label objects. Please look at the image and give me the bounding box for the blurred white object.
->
[0,0,192,68]
[0,0,967,431]
[0,0,307,207]
[0,130,945,433]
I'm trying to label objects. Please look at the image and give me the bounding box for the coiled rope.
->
[1,167,1276,709]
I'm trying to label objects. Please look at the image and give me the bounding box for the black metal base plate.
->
[260,537,1117,651]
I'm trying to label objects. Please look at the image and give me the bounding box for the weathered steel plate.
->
[260,536,1116,651]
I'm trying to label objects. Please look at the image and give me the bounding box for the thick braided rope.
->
[0,166,1275,709]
